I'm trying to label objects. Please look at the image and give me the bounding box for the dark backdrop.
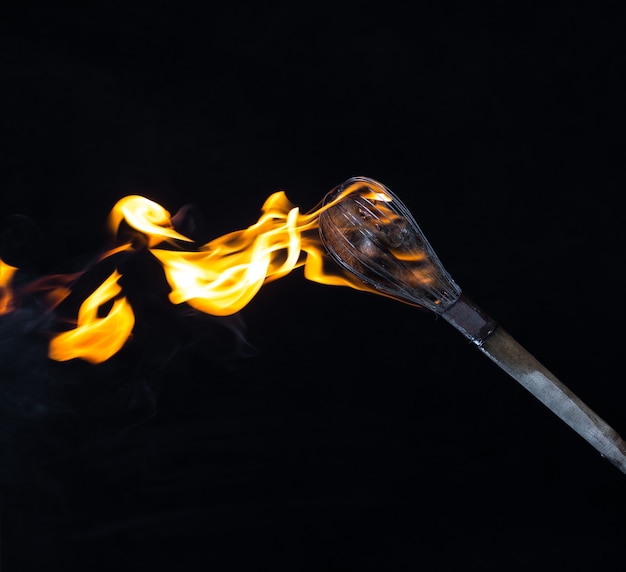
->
[1,3,625,571]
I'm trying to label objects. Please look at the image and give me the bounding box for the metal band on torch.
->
[441,293,497,346]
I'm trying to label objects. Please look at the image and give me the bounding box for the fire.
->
[107,188,371,317]
[47,270,135,364]
[107,195,193,246]
[0,258,18,314]
[0,182,378,363]
[148,192,348,316]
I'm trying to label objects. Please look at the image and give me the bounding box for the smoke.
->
[1,211,258,481]
[0,302,159,493]
[0,306,157,569]
[0,209,259,567]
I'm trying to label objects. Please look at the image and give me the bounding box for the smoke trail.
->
[0,212,258,486]
[0,209,259,568]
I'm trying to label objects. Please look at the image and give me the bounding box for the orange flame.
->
[107,195,193,247]
[106,189,368,317]
[48,270,135,364]
[1,185,373,363]
[0,258,18,314]
[146,192,341,315]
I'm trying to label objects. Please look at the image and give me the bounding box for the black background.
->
[1,2,625,571]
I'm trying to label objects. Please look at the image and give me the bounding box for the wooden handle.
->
[479,326,626,474]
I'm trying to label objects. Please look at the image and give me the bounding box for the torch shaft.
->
[442,295,626,474]
[317,176,626,473]
[479,327,626,474]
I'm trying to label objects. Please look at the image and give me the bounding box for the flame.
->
[0,258,18,314]
[1,184,378,363]
[105,189,369,317]
[108,195,193,246]
[48,270,135,364]
[147,192,349,315]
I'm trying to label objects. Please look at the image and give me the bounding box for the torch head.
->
[318,176,461,314]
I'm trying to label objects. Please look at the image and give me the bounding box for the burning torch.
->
[2,175,624,474]
[317,176,626,475]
